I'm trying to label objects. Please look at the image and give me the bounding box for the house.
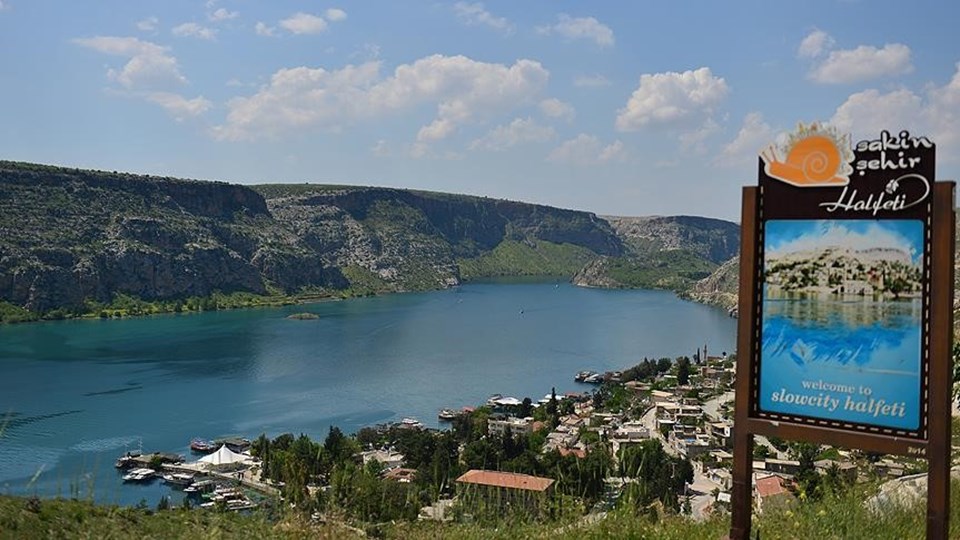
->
[456,469,555,517]
[487,416,534,438]
[708,421,734,449]
[360,449,404,470]
[764,458,801,476]
[814,459,858,483]
[383,468,417,483]
[754,474,795,514]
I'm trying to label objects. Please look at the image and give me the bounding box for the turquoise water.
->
[0,281,735,505]
[759,297,922,431]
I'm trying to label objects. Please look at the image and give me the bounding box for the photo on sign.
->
[758,219,923,431]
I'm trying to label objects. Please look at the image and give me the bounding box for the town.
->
[115,344,935,527]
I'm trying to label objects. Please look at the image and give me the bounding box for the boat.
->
[184,479,218,495]
[114,451,141,469]
[121,468,156,482]
[399,417,424,429]
[574,370,596,382]
[438,409,459,421]
[214,437,252,453]
[583,373,605,384]
[190,438,218,453]
[162,472,196,487]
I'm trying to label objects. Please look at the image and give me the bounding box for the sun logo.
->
[760,122,854,187]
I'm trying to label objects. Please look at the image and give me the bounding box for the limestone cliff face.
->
[602,215,739,264]
[683,256,740,315]
[0,162,623,313]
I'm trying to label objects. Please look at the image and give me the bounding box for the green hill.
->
[0,161,623,322]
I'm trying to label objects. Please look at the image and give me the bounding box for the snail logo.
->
[760,122,854,188]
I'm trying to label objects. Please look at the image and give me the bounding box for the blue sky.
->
[1,1,958,220]
[766,220,923,265]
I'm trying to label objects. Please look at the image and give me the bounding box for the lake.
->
[0,281,736,506]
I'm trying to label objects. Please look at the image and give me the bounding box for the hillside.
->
[0,161,623,321]
[572,215,739,291]
[2,480,959,539]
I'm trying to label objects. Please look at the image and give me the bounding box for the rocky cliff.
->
[682,256,740,314]
[572,215,740,291]
[0,161,623,315]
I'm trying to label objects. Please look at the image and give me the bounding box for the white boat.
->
[399,417,424,429]
[122,468,156,482]
[162,472,196,487]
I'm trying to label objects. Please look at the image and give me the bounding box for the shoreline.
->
[2,275,733,327]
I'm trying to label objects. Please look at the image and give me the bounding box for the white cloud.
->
[830,64,960,154]
[574,74,611,88]
[136,16,158,32]
[74,36,187,90]
[453,2,512,33]
[470,117,555,151]
[538,98,574,121]
[279,12,328,35]
[797,29,834,59]
[678,118,720,153]
[73,36,208,120]
[615,67,729,131]
[214,55,549,142]
[255,22,275,37]
[145,92,212,120]
[810,43,912,84]
[325,8,347,22]
[172,22,217,41]
[547,134,624,165]
[537,14,614,47]
[715,112,775,167]
[208,8,238,22]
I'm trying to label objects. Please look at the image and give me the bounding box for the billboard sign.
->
[753,124,934,438]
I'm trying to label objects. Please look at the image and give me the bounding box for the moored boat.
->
[162,472,196,487]
[114,451,141,469]
[438,408,459,421]
[190,438,217,453]
[122,468,156,482]
[399,417,424,429]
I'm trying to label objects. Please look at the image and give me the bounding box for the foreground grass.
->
[4,480,960,539]
[0,496,360,540]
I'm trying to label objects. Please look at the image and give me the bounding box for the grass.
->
[458,240,599,280]
[598,249,718,292]
[4,479,960,539]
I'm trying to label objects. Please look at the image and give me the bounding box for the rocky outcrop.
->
[603,215,739,264]
[0,161,624,314]
[683,256,740,315]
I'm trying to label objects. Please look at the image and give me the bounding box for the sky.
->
[1,1,958,221]
[766,220,923,265]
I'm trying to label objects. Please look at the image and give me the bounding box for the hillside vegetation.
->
[573,216,739,292]
[0,161,624,322]
[3,480,959,539]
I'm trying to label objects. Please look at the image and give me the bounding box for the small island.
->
[286,312,320,320]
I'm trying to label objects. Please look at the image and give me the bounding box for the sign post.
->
[730,124,954,539]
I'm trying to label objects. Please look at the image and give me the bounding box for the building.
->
[383,467,417,483]
[754,474,795,514]
[487,416,534,438]
[360,449,404,470]
[708,421,734,449]
[456,469,555,517]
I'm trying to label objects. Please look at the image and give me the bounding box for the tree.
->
[519,397,533,418]
[676,357,692,386]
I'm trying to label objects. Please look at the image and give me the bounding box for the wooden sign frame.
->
[730,133,955,539]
